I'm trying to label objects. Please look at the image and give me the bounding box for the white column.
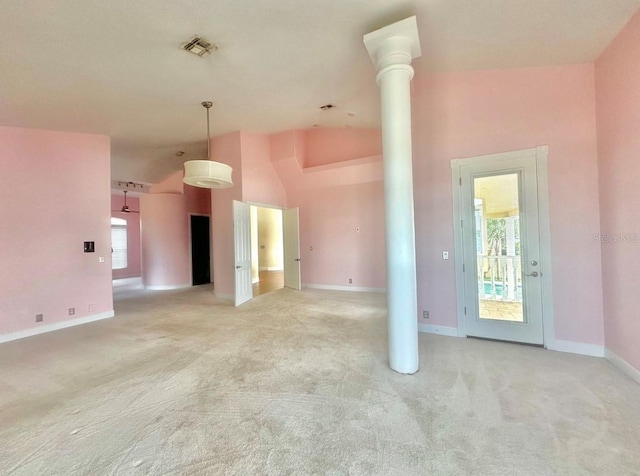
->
[364,17,421,374]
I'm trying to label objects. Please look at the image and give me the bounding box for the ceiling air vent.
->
[181,36,217,57]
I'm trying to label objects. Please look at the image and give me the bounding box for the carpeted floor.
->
[1,285,639,475]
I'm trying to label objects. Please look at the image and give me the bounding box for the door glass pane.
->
[473,173,524,322]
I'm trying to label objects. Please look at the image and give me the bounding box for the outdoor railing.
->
[477,255,522,302]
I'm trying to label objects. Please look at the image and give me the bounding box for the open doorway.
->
[250,206,284,296]
[235,201,300,306]
[190,214,211,286]
[111,191,143,298]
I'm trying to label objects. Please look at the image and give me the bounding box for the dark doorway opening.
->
[191,215,211,285]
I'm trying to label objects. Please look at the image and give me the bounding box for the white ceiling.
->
[1,0,638,184]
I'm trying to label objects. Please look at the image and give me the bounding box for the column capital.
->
[363,16,422,71]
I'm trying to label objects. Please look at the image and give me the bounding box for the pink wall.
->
[111,194,141,279]
[305,128,382,167]
[270,128,385,289]
[150,171,184,194]
[132,167,211,289]
[140,193,190,288]
[270,130,297,163]
[0,127,113,336]
[270,128,383,193]
[411,64,604,345]
[270,130,305,170]
[138,169,211,289]
[240,132,286,207]
[184,185,211,215]
[595,10,640,369]
[210,132,244,298]
[292,181,386,289]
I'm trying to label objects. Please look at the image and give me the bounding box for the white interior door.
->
[234,200,253,306]
[454,150,545,345]
[283,207,301,290]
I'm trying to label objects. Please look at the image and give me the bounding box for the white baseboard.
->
[0,310,115,344]
[303,283,386,293]
[418,323,460,337]
[144,283,191,291]
[549,339,605,357]
[605,348,640,385]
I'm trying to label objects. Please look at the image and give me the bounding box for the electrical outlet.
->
[69,308,75,316]
[423,310,429,319]
[36,314,43,322]
[442,251,449,260]
[349,278,352,284]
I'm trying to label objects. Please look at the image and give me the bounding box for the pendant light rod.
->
[203,101,213,160]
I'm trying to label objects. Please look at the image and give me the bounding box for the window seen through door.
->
[111,217,127,269]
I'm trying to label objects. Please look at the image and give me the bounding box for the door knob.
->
[525,271,539,277]
[235,265,241,269]
[295,258,301,262]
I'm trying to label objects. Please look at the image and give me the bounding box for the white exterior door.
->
[283,207,301,290]
[452,148,549,345]
[234,200,253,306]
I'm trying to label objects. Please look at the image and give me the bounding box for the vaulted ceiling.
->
[1,0,637,184]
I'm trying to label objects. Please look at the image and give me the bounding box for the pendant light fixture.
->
[183,101,233,189]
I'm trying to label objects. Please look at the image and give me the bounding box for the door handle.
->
[235,265,241,269]
[525,271,539,277]
[295,258,301,262]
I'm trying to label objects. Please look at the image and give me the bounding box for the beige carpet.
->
[1,285,639,475]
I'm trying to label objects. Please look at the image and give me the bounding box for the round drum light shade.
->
[183,160,233,189]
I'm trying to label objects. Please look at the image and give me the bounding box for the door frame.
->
[188,212,211,286]
[233,201,298,304]
[246,201,300,291]
[451,146,556,348]
[246,200,285,278]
